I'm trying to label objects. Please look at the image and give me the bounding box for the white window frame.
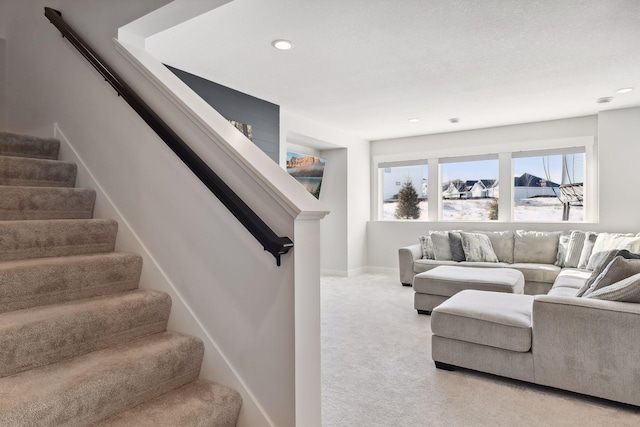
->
[372,136,597,223]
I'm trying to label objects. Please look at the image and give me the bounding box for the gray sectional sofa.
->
[399,229,640,406]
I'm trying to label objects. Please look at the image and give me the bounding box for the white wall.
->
[2,1,328,426]
[368,115,608,270]
[282,110,370,276]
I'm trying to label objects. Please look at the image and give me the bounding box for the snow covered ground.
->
[383,198,583,222]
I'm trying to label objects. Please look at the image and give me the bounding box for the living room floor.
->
[321,273,640,427]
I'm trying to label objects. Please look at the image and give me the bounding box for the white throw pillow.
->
[577,232,598,269]
[430,231,453,261]
[586,233,640,270]
[418,235,434,259]
[564,230,587,268]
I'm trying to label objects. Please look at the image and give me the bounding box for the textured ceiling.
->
[146,0,640,140]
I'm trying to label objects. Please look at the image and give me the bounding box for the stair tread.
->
[0,185,95,220]
[0,218,118,262]
[0,331,204,426]
[96,379,242,427]
[0,155,76,188]
[0,132,60,160]
[0,289,171,377]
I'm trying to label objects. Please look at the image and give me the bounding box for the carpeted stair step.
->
[0,131,60,160]
[0,219,117,261]
[0,186,95,220]
[96,379,242,427]
[0,252,142,313]
[0,155,76,187]
[0,289,171,377]
[0,331,204,426]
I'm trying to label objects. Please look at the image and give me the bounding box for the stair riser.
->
[0,132,60,160]
[0,290,171,377]
[0,219,117,261]
[0,156,76,187]
[0,187,95,220]
[0,333,204,427]
[0,253,142,314]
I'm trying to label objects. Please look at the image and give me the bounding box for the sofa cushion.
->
[448,232,466,262]
[577,232,598,269]
[509,263,561,284]
[564,230,587,268]
[418,235,434,259]
[430,231,453,261]
[431,290,534,352]
[586,273,640,303]
[474,231,514,263]
[582,256,640,297]
[460,232,499,263]
[413,259,458,274]
[547,287,580,297]
[552,268,591,291]
[514,230,561,264]
[586,233,640,270]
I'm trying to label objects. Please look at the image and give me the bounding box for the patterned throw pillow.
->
[582,256,640,297]
[430,231,453,261]
[448,232,466,262]
[418,235,434,259]
[459,232,499,263]
[577,232,598,269]
[585,273,640,303]
[556,232,571,267]
[564,230,587,268]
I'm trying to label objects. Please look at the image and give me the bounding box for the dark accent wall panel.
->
[166,65,279,163]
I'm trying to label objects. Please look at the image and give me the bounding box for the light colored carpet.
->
[321,273,640,427]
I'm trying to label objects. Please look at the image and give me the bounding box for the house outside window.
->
[441,158,499,221]
[513,151,585,222]
[381,164,428,220]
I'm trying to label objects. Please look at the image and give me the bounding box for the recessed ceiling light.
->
[449,118,460,123]
[408,118,419,123]
[596,97,613,104]
[272,39,293,50]
[616,87,634,94]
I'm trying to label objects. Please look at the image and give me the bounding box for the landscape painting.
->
[286,151,326,199]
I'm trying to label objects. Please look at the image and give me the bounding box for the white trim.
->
[54,123,276,427]
[364,266,399,275]
[321,269,348,277]
[113,39,328,222]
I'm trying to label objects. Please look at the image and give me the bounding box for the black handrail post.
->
[44,7,293,266]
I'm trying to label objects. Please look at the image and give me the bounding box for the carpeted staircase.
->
[0,131,242,426]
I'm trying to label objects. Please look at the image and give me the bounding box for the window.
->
[441,158,498,221]
[380,164,428,220]
[513,150,585,222]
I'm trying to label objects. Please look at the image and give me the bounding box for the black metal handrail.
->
[44,7,293,266]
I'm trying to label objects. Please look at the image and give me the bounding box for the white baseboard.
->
[53,124,273,427]
[364,266,399,276]
[321,268,348,277]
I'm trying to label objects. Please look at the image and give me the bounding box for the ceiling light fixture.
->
[596,97,613,104]
[272,39,293,50]
[408,118,419,123]
[449,118,460,123]
[616,87,634,94]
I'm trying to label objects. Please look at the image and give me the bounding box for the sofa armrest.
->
[399,244,422,285]
[532,295,640,406]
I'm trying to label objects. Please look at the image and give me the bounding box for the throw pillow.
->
[448,232,466,262]
[460,232,499,263]
[430,231,453,261]
[474,230,514,263]
[576,249,640,297]
[581,256,640,297]
[586,233,640,270]
[577,232,598,269]
[555,231,571,267]
[564,230,587,268]
[418,235,434,259]
[585,273,640,303]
